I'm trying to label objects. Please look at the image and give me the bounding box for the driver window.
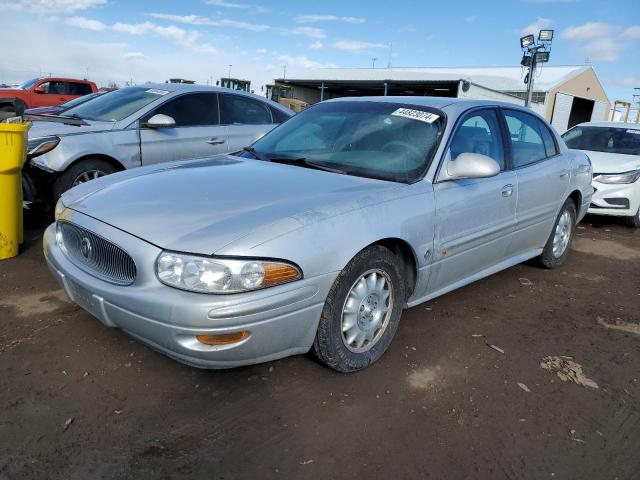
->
[449,110,505,170]
[38,81,66,94]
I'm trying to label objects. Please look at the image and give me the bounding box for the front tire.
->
[52,158,117,201]
[625,207,640,228]
[539,199,576,269]
[313,245,405,372]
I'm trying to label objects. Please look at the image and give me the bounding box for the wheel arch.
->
[568,189,582,216]
[63,153,126,173]
[367,237,418,301]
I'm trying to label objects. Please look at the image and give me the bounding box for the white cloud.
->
[622,25,640,39]
[205,0,249,8]
[289,26,326,39]
[256,48,268,53]
[278,55,337,69]
[295,15,364,24]
[123,52,145,61]
[0,0,106,12]
[562,22,639,62]
[521,17,553,36]
[309,41,323,50]
[149,12,270,31]
[113,21,216,54]
[464,15,477,23]
[562,22,618,40]
[65,15,106,31]
[331,40,387,52]
[612,75,640,87]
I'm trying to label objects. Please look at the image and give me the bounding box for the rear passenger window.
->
[220,94,272,125]
[67,82,93,95]
[449,109,505,170]
[503,110,547,168]
[271,107,290,124]
[152,93,218,127]
[537,119,559,157]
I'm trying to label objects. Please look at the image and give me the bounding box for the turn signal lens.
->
[196,331,250,345]
[263,263,301,285]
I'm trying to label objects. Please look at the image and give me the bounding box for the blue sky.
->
[0,0,638,101]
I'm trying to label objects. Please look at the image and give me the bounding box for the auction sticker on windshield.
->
[391,108,440,124]
[146,89,169,96]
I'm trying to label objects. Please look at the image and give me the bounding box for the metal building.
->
[273,65,610,132]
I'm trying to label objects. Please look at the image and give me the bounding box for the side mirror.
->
[34,87,46,94]
[145,114,176,128]
[447,152,500,180]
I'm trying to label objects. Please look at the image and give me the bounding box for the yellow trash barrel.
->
[0,123,30,260]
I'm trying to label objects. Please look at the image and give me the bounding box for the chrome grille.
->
[58,222,136,285]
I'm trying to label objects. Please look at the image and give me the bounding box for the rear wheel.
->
[626,207,640,228]
[538,199,576,269]
[52,158,117,200]
[313,245,405,372]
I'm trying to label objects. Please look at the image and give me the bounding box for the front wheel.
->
[625,207,640,228]
[313,245,405,372]
[52,158,117,201]
[538,199,577,269]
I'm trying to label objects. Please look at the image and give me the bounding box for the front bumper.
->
[43,214,337,369]
[588,181,640,217]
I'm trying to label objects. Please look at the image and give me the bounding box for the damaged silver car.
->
[44,97,592,372]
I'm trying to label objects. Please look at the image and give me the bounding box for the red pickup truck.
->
[0,77,98,118]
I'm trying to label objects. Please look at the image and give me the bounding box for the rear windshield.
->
[63,87,168,122]
[247,101,446,183]
[562,126,640,156]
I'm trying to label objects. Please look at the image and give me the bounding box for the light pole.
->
[228,64,232,79]
[520,30,553,108]
[282,65,286,80]
[371,57,378,69]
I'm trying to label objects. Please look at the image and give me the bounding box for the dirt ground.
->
[1,213,639,480]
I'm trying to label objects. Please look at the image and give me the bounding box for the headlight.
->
[156,252,302,294]
[594,169,640,184]
[27,135,60,159]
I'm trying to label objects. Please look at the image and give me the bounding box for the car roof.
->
[572,121,640,130]
[325,95,533,111]
[130,83,292,113]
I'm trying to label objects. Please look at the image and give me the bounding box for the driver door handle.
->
[559,170,570,179]
[502,184,514,197]
[207,137,225,145]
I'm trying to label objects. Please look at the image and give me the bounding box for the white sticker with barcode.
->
[146,89,169,95]
[626,129,640,135]
[391,108,440,124]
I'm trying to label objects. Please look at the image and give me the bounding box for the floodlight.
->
[535,51,550,63]
[538,29,554,42]
[520,34,535,49]
[520,55,532,67]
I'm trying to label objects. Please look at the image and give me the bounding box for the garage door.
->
[591,101,609,122]
[551,92,573,133]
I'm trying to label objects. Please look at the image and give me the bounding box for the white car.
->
[562,122,640,227]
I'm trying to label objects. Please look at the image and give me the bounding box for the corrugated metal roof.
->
[277,65,591,93]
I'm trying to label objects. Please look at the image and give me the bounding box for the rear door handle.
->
[501,184,514,197]
[207,137,226,145]
[559,170,569,178]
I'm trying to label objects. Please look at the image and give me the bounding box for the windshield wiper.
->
[23,113,88,126]
[267,155,347,175]
[242,146,262,159]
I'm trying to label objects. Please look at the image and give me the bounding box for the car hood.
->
[28,119,114,139]
[64,156,402,255]
[583,150,640,173]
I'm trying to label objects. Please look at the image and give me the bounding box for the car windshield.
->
[62,87,169,122]
[20,78,40,90]
[246,101,445,183]
[563,126,640,156]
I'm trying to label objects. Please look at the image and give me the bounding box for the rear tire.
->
[313,245,405,372]
[52,158,117,201]
[538,199,576,269]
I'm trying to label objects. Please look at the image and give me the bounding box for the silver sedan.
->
[44,97,593,372]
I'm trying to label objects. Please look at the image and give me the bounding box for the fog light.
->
[196,331,250,345]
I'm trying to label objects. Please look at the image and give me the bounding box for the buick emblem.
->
[80,237,93,259]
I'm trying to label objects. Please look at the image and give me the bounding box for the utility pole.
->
[228,64,232,79]
[371,57,378,69]
[282,65,286,80]
[524,46,542,108]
